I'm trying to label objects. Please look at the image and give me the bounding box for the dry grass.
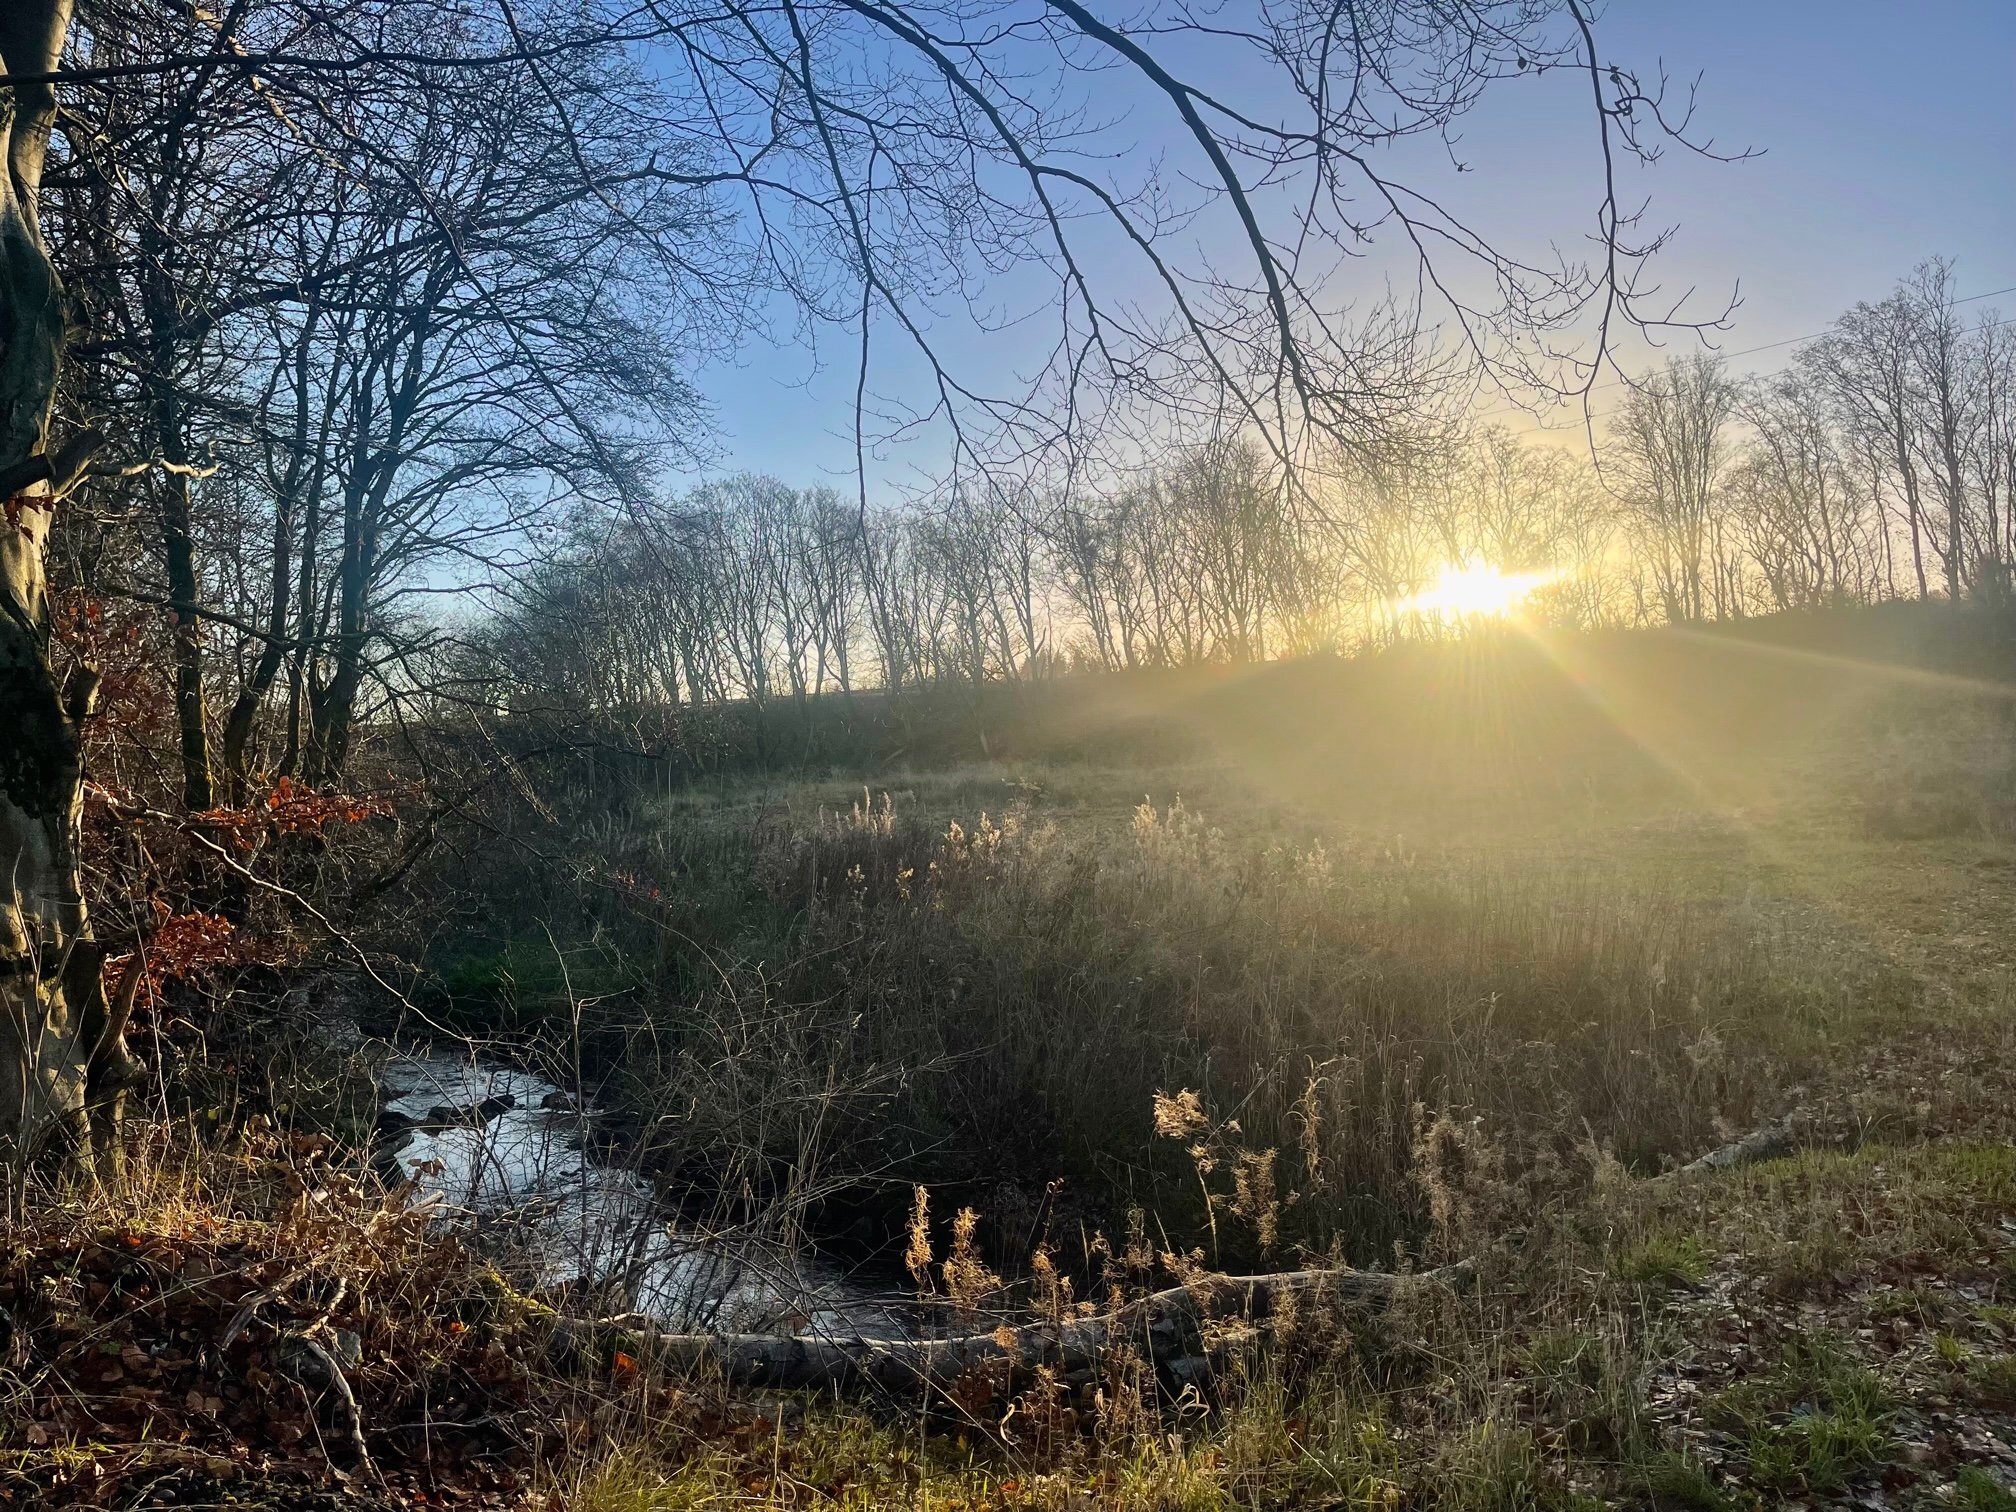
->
[26,617,2013,1508]
[544,1125,2016,1511]
[541,754,1914,1275]
[509,644,2016,1508]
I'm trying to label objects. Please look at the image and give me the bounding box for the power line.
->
[1471,280,2016,426]
[1564,310,2016,428]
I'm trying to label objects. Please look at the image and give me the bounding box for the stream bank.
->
[374,1046,914,1337]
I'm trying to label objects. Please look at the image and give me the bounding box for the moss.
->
[1935,1331,1972,1365]
[466,1262,560,1329]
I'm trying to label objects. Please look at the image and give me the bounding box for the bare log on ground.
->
[1666,1122,1797,1179]
[554,1261,1474,1392]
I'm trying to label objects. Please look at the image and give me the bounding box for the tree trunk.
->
[159,465,215,809]
[138,124,213,811]
[0,1,135,1186]
[304,476,369,784]
[220,471,299,803]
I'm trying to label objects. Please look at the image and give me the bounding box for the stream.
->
[375,1048,914,1338]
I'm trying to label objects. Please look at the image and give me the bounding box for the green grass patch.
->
[428,934,640,1030]
[1610,1232,1710,1288]
[1968,1352,2016,1407]
[1707,1335,1893,1495]
[1956,1467,2016,1512]
[1619,1447,1732,1512]
[1437,1421,1604,1512]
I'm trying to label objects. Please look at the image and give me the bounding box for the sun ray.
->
[1663,627,2016,702]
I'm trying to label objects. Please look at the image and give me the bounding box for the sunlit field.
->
[580,608,2016,1215]
[369,603,2016,1510]
[16,603,2016,1510]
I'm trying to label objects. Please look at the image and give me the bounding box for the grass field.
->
[262,608,2016,1507]
[512,620,2016,1508]
[12,611,2016,1508]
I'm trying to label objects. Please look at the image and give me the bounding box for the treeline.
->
[477,432,1604,714]
[481,257,2015,718]
[1616,260,2014,620]
[37,3,2012,786]
[43,1,748,807]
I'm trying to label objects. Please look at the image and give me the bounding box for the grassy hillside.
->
[14,602,2016,1509]
[484,604,2016,1507]
[516,608,2016,1507]
[429,600,2016,1240]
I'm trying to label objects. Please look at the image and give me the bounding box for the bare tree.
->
[1807,290,1934,600]
[1972,310,2016,576]
[1162,438,1291,663]
[1610,354,1740,622]
[1726,371,1883,610]
[1904,259,1984,602]
[2,0,1743,1176]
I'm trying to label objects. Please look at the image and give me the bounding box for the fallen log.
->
[553,1260,1474,1392]
[1664,1121,1797,1179]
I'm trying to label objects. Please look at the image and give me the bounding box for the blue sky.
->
[690,0,2016,486]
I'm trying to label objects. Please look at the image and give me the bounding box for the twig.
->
[277,1330,382,1485]
[87,787,424,1020]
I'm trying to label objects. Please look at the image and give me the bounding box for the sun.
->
[1399,560,1558,621]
